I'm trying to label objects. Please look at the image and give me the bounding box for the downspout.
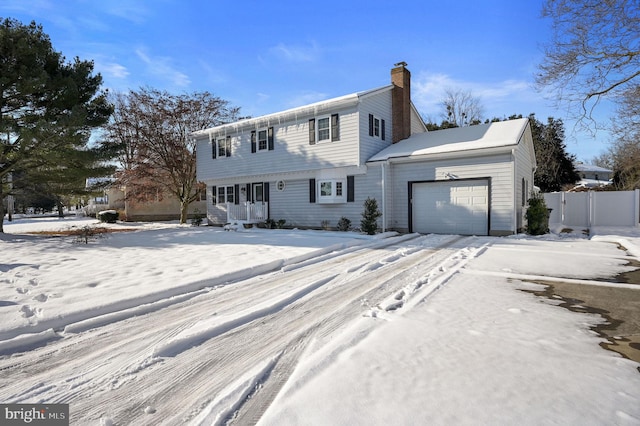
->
[381,161,386,232]
[512,148,517,234]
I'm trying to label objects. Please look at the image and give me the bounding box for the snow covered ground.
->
[1,215,639,425]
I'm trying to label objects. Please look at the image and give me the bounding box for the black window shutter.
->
[369,114,374,136]
[251,130,257,153]
[308,119,316,145]
[268,127,274,150]
[212,185,217,204]
[331,114,339,141]
[347,176,355,202]
[246,183,252,202]
[381,119,386,141]
[309,179,316,203]
[234,184,240,204]
[212,139,217,159]
[226,136,231,157]
[263,182,270,202]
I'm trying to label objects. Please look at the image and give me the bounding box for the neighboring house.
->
[573,162,613,189]
[84,178,206,221]
[194,63,536,236]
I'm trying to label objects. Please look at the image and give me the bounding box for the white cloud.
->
[135,48,191,88]
[413,71,540,120]
[268,42,320,63]
[97,61,130,79]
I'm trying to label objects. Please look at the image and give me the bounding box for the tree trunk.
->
[0,183,5,233]
[179,199,189,224]
[57,200,64,218]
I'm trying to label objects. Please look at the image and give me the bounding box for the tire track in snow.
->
[0,233,471,425]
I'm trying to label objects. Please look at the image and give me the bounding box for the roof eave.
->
[367,144,516,165]
[192,85,391,137]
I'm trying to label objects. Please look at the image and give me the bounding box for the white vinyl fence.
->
[543,190,640,228]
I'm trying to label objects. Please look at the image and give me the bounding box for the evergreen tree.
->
[0,18,112,231]
[361,197,382,235]
[528,114,580,192]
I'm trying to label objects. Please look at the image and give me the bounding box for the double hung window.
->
[308,114,339,144]
[368,114,386,140]
[251,127,274,153]
[212,136,232,158]
[216,185,235,204]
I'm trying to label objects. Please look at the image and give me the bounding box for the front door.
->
[252,183,263,203]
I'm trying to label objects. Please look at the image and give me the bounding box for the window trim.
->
[317,179,347,204]
[252,127,275,153]
[215,136,232,158]
[215,185,236,204]
[369,114,386,140]
[258,129,268,151]
[309,114,339,145]
[317,116,331,143]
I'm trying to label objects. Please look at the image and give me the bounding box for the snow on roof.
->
[193,85,394,136]
[368,118,529,162]
[574,163,613,173]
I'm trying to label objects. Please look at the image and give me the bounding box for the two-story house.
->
[194,63,536,236]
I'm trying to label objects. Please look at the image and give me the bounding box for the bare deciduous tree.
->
[105,88,239,223]
[536,0,640,129]
[441,88,484,127]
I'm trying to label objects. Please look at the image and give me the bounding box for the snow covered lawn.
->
[0,216,373,342]
[1,216,639,425]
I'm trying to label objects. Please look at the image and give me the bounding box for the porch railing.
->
[226,202,268,223]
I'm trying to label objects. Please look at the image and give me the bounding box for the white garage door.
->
[412,180,489,235]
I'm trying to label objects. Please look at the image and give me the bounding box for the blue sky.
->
[1,0,613,161]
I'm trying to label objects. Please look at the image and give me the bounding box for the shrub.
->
[337,216,351,231]
[264,218,286,229]
[70,226,107,244]
[361,197,382,235]
[97,210,119,223]
[321,220,331,230]
[525,193,550,235]
[191,209,205,226]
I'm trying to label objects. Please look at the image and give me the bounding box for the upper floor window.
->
[309,114,339,145]
[212,135,231,159]
[369,114,386,140]
[317,117,331,141]
[251,127,274,153]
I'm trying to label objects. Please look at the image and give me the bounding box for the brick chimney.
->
[391,62,411,143]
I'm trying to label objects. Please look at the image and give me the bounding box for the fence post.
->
[635,189,640,227]
[590,191,595,227]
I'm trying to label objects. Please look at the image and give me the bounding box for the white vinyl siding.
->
[385,154,514,234]
[358,91,394,163]
[196,107,359,182]
[513,125,536,231]
[267,173,381,229]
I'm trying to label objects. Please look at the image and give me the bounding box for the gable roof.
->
[368,118,530,162]
[193,85,396,137]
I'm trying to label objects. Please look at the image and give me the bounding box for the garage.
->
[411,179,489,235]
